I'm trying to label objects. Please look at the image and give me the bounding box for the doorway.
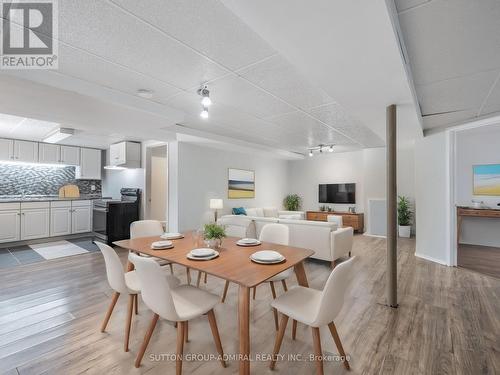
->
[145,144,168,222]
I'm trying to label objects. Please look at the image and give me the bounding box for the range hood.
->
[104,141,141,169]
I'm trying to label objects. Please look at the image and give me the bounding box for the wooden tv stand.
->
[306,211,364,232]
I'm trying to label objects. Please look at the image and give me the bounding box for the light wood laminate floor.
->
[458,244,500,279]
[0,235,499,374]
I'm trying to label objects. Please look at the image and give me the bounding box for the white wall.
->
[176,142,288,231]
[286,146,415,234]
[415,132,451,265]
[456,125,500,247]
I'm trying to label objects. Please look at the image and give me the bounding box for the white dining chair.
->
[270,256,356,374]
[129,253,226,374]
[327,214,343,227]
[254,223,295,331]
[96,242,180,352]
[130,220,192,283]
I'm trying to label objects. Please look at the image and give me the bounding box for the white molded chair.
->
[96,242,179,352]
[331,227,354,268]
[270,256,356,374]
[129,253,226,373]
[327,215,343,227]
[255,223,294,330]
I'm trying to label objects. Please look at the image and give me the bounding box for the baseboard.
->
[0,232,94,249]
[415,252,450,266]
[363,233,387,238]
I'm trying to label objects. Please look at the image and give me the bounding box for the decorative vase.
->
[398,225,411,238]
[205,238,221,249]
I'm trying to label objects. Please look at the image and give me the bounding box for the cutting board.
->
[59,184,80,198]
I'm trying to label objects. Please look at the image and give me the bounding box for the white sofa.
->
[219,211,351,265]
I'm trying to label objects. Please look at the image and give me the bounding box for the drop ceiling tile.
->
[238,55,333,110]
[416,70,499,116]
[59,0,228,90]
[394,0,429,13]
[422,109,478,130]
[480,74,500,116]
[267,111,327,134]
[58,45,181,101]
[111,0,276,71]
[398,0,500,84]
[208,76,295,118]
[0,113,25,135]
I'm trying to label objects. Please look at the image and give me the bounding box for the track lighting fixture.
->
[200,107,209,119]
[198,84,212,119]
[307,144,335,157]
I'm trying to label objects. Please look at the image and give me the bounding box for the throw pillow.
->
[232,207,247,215]
[263,207,279,218]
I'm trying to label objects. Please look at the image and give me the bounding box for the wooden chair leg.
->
[100,292,120,332]
[221,280,230,303]
[196,271,202,288]
[176,322,185,375]
[184,320,189,343]
[292,319,297,340]
[207,309,227,368]
[328,322,350,370]
[270,314,289,370]
[124,294,134,352]
[312,327,324,375]
[281,279,288,292]
[270,281,279,331]
[204,272,208,284]
[135,313,159,368]
[134,294,139,315]
[252,286,257,300]
[186,268,191,284]
[169,263,174,274]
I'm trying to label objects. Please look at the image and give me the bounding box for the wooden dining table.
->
[114,231,314,375]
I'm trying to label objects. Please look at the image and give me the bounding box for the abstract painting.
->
[473,164,500,196]
[228,168,255,199]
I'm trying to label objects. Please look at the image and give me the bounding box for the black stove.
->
[93,188,141,244]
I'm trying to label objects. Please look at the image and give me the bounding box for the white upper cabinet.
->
[76,148,101,180]
[0,139,14,161]
[39,143,60,164]
[109,142,126,165]
[13,140,38,162]
[108,141,140,168]
[60,145,80,165]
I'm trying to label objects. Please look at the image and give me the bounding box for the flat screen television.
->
[319,183,356,204]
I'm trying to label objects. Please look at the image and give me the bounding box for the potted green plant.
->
[283,194,301,211]
[203,223,226,249]
[397,196,412,238]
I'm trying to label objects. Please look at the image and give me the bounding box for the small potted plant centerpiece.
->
[283,194,301,211]
[397,196,412,238]
[203,223,226,249]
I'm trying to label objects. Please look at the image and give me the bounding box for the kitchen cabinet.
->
[109,142,126,165]
[20,202,50,240]
[13,140,38,163]
[50,201,72,236]
[0,203,21,243]
[39,143,60,164]
[71,201,92,234]
[60,145,80,165]
[107,141,140,168]
[39,144,80,165]
[0,138,14,161]
[76,148,101,180]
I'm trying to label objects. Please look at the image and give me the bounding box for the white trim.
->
[415,252,450,266]
[362,233,387,239]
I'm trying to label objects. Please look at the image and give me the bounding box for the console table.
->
[456,206,500,246]
[306,211,364,232]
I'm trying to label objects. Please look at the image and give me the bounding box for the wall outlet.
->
[90,184,96,191]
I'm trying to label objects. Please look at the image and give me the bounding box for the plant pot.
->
[205,238,221,249]
[398,225,411,238]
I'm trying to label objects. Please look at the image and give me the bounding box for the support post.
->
[386,104,398,308]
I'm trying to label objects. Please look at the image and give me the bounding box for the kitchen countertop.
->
[0,195,104,203]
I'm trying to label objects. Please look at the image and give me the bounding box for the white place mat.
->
[30,240,89,260]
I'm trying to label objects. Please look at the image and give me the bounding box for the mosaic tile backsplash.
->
[0,164,101,196]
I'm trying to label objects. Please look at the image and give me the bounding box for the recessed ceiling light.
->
[137,89,154,99]
[43,128,74,143]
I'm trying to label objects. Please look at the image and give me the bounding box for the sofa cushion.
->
[255,208,265,217]
[232,207,247,215]
[263,207,279,218]
[279,214,302,220]
[245,208,257,216]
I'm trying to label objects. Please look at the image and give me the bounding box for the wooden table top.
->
[113,232,314,288]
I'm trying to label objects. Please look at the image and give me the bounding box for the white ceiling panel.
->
[422,109,478,130]
[238,55,333,110]
[267,111,327,134]
[208,75,295,118]
[398,0,500,85]
[394,0,429,13]
[480,75,500,116]
[0,113,25,134]
[416,70,499,116]
[58,44,181,102]
[110,0,276,71]
[59,0,228,90]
